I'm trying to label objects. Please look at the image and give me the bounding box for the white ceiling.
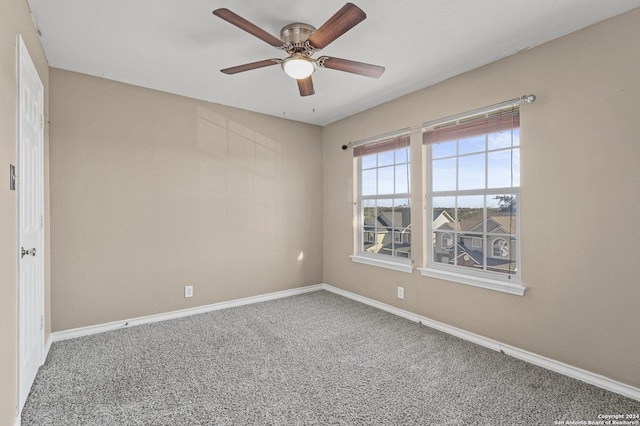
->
[27,0,640,126]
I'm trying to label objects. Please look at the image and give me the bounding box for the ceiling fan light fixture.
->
[282,55,316,80]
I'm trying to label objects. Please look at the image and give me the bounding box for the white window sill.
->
[351,255,414,274]
[418,267,526,296]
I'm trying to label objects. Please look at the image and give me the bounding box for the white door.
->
[17,34,45,412]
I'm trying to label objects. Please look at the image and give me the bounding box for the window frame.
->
[351,129,413,273]
[419,105,526,296]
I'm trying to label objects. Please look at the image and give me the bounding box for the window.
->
[352,131,412,273]
[420,105,524,295]
[492,238,509,258]
[441,232,453,249]
[365,231,375,243]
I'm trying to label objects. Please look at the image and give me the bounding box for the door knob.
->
[21,247,36,258]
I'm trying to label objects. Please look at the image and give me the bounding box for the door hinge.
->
[9,164,16,191]
[40,115,44,130]
[40,215,44,230]
[40,316,44,331]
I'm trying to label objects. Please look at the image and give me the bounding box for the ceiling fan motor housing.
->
[280,23,317,80]
[280,23,316,52]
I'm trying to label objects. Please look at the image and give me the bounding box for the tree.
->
[494,195,516,212]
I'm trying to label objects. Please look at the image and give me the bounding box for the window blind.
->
[423,107,519,145]
[353,133,410,157]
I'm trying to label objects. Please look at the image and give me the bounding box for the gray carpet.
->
[22,290,640,425]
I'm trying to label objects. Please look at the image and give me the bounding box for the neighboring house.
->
[433,208,455,231]
[363,208,411,258]
[434,210,517,274]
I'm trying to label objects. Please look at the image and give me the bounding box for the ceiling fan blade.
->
[221,59,280,75]
[213,8,285,48]
[307,3,366,50]
[318,56,385,78]
[297,76,315,97]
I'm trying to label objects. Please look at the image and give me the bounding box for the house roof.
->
[364,210,411,230]
[465,214,516,234]
[453,243,517,270]
[434,211,516,234]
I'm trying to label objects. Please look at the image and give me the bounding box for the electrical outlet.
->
[397,286,404,299]
[184,285,193,298]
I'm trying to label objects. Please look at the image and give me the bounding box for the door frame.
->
[16,33,45,414]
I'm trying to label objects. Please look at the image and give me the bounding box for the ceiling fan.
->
[212,3,385,97]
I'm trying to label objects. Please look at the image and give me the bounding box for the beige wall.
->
[49,69,323,331]
[322,8,640,388]
[0,1,50,424]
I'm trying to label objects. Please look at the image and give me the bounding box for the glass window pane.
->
[488,131,513,150]
[393,198,411,229]
[456,195,484,232]
[433,232,453,265]
[432,197,454,265]
[432,158,456,191]
[375,200,393,257]
[512,128,520,147]
[378,150,394,167]
[512,148,520,187]
[487,150,513,189]
[432,201,456,263]
[362,199,376,252]
[395,164,409,194]
[377,166,394,194]
[456,196,484,271]
[432,196,456,209]
[487,195,517,234]
[442,232,454,248]
[456,250,483,271]
[458,154,485,190]
[459,231,485,270]
[459,135,485,155]
[393,199,411,259]
[376,200,393,226]
[361,154,376,169]
[458,195,485,209]
[395,147,408,164]
[377,198,393,208]
[361,169,376,195]
[432,140,456,159]
[388,198,409,233]
[488,236,517,275]
[432,196,455,229]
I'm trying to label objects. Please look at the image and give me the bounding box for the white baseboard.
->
[48,282,639,402]
[51,284,324,342]
[14,414,20,426]
[320,283,640,402]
